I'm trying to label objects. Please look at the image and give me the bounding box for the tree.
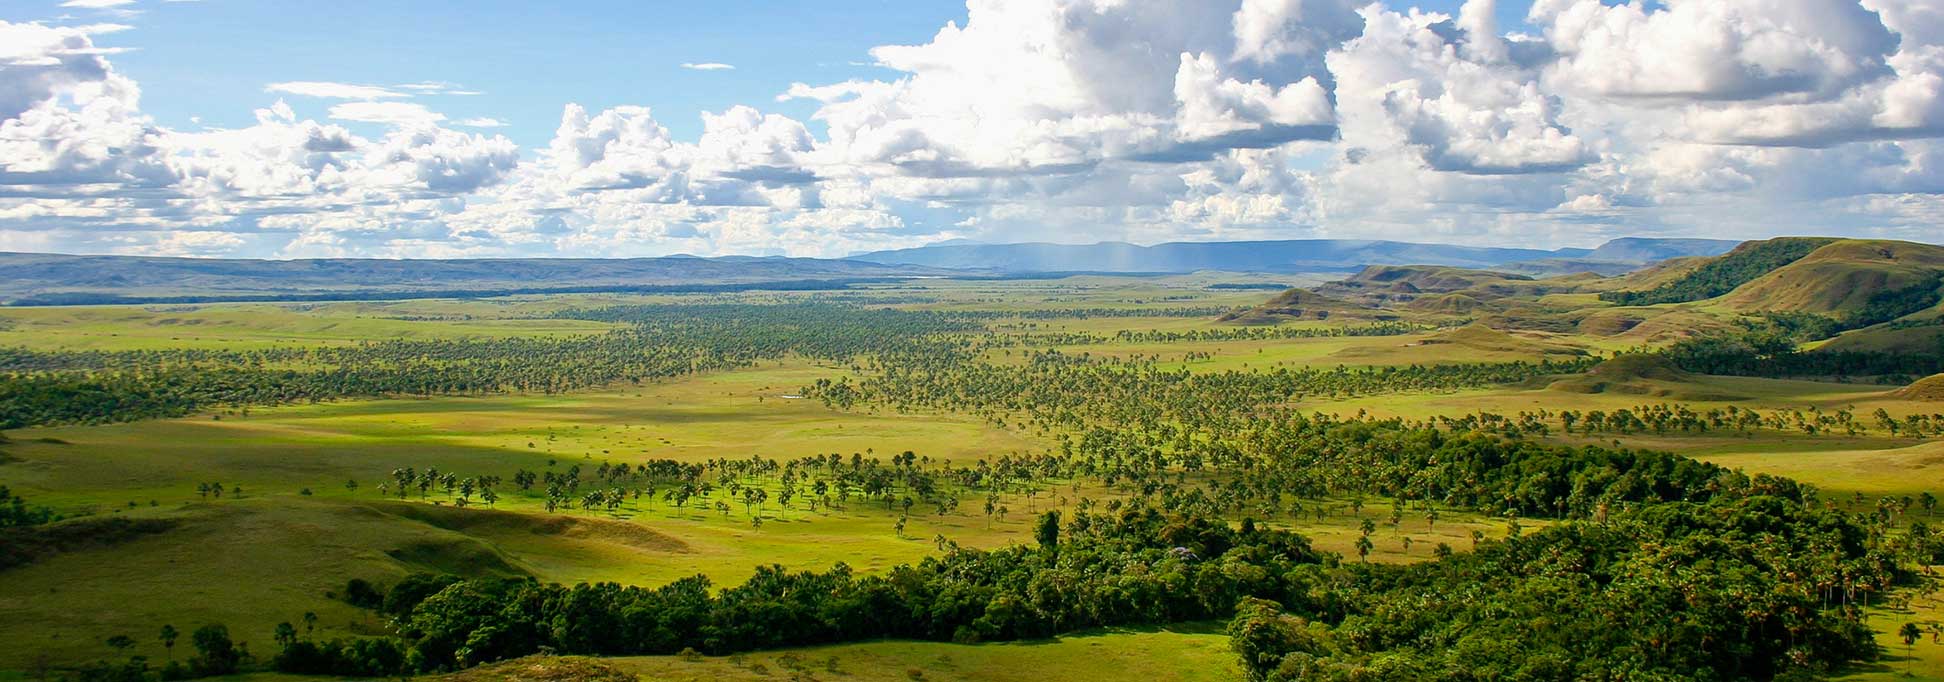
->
[190,624,240,675]
[159,625,178,661]
[1035,511,1061,549]
[104,634,135,656]
[1901,621,1925,673]
[273,622,298,649]
[1354,535,1373,562]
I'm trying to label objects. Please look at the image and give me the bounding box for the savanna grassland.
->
[5,240,1944,682]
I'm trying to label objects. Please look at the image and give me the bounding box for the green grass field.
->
[6,278,1944,679]
[0,355,1520,670]
[415,625,1241,682]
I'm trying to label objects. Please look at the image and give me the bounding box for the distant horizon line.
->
[0,234,1779,263]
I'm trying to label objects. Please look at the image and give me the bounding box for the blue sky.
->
[33,0,1524,147]
[82,1,974,145]
[1,0,1935,259]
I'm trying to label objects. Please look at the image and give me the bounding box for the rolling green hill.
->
[1721,239,1944,317]
[1216,288,1368,323]
[1597,237,1838,306]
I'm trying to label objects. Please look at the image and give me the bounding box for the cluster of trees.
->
[1418,403,1944,439]
[304,482,1890,679]
[1658,333,1944,380]
[383,467,502,507]
[70,624,244,682]
[0,484,58,527]
[1227,496,1883,680]
[1597,237,1835,306]
[808,348,1594,433]
[961,320,1436,350]
[376,449,1063,531]
[280,509,1318,674]
[1847,272,1944,329]
[1709,278,1943,345]
[0,303,986,429]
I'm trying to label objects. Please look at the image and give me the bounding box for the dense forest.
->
[1659,333,1944,380]
[254,424,1898,680]
[0,306,1523,429]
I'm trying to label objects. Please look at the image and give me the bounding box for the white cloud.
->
[10,1,1944,258]
[60,0,136,8]
[393,81,482,96]
[1532,0,1897,101]
[266,81,406,100]
[327,101,446,127]
[681,62,735,71]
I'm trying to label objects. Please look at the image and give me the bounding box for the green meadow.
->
[4,261,1944,680]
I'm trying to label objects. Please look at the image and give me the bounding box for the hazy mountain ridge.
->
[0,237,1741,304]
[0,252,961,304]
[853,237,1737,274]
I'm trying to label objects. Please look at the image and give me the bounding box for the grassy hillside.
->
[1582,255,1713,292]
[1721,239,1944,316]
[438,626,1242,682]
[1597,237,1838,306]
[1216,288,1367,324]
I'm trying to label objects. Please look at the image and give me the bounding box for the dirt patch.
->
[1547,354,1749,401]
[0,516,177,571]
[384,538,529,578]
[438,656,637,682]
[1894,374,1944,402]
[1576,310,1644,336]
[374,501,690,553]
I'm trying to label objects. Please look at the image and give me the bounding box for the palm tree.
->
[159,624,177,661]
[1900,622,1924,672]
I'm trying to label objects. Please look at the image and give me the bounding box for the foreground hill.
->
[0,253,957,304]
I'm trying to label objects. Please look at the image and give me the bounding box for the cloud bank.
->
[4,0,1944,258]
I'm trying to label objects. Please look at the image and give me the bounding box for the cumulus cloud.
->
[1329,3,1592,175]
[0,20,527,256]
[8,1,1944,258]
[1531,0,1897,102]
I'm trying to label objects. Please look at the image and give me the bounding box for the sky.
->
[1,0,1941,259]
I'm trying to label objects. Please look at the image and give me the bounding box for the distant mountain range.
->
[853,237,1740,274]
[0,237,1743,305]
[0,253,957,305]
